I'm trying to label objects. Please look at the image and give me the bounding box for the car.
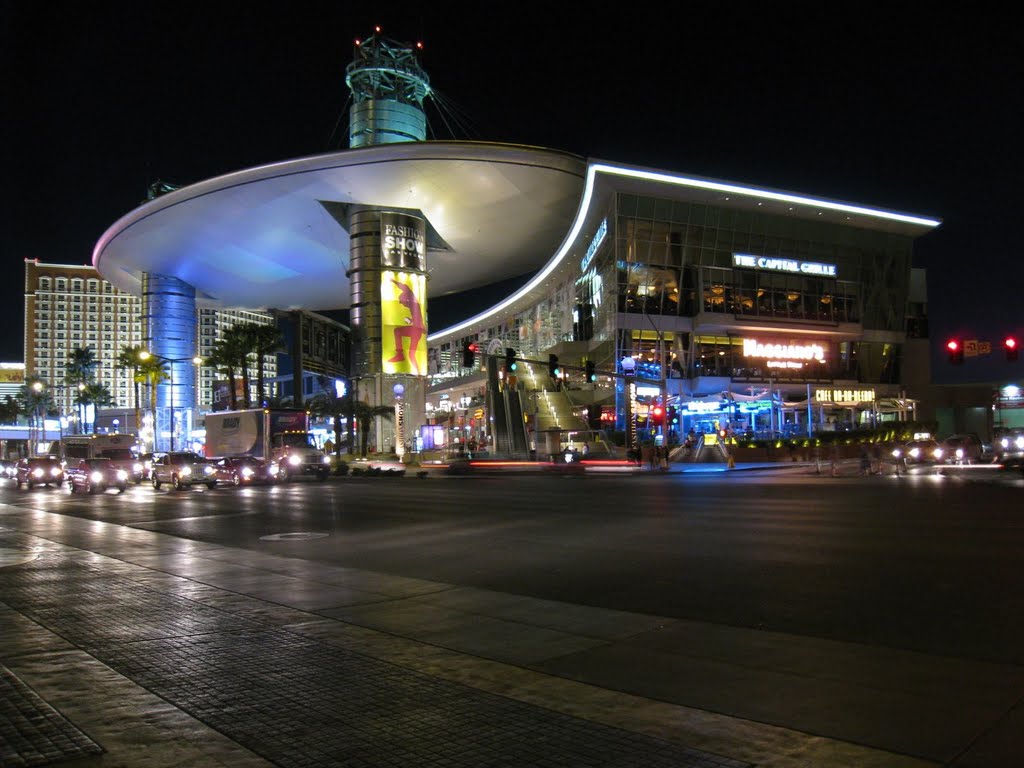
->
[14,456,64,489]
[66,458,128,494]
[898,439,945,465]
[992,428,1024,469]
[0,459,17,479]
[95,447,145,484]
[211,456,279,486]
[942,434,983,464]
[151,452,217,490]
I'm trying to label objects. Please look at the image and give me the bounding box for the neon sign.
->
[733,253,836,277]
[814,388,875,404]
[742,339,825,362]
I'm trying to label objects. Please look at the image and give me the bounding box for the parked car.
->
[942,434,983,464]
[151,452,217,490]
[66,458,128,494]
[14,456,64,489]
[211,456,279,486]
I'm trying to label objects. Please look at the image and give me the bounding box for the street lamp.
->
[139,351,203,452]
[31,381,43,456]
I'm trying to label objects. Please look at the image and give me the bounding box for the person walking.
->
[829,443,840,477]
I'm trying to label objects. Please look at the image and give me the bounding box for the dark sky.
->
[4,3,1021,383]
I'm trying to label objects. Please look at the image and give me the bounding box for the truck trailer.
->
[203,408,329,481]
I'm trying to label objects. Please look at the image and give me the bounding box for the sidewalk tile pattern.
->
[0,663,104,767]
[0,555,747,768]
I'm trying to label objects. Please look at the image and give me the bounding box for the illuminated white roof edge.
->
[429,161,941,342]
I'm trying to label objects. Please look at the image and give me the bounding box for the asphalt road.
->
[3,468,1023,667]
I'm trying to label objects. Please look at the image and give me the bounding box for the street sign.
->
[978,341,992,355]
[964,340,978,357]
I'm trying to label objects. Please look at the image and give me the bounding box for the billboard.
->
[381,212,426,272]
[381,270,427,376]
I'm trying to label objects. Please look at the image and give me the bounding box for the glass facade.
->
[425,179,924,444]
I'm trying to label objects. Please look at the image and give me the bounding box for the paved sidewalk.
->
[0,505,948,768]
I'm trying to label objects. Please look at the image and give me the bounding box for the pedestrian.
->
[859,444,871,476]
[829,443,840,477]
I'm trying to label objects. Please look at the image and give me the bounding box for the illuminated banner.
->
[580,218,607,272]
[381,270,428,376]
[814,388,875,405]
[733,253,837,277]
[381,212,426,272]
[742,338,826,370]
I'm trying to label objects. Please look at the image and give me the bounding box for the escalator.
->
[486,356,530,458]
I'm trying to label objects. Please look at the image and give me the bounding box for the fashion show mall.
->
[93,32,940,454]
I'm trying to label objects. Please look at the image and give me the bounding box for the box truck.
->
[203,408,329,480]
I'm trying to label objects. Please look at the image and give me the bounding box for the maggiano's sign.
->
[742,338,827,370]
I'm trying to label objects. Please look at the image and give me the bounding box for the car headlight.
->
[116,470,128,481]
[955,448,964,459]
[32,468,44,478]
[891,449,901,458]
[241,467,254,478]
[933,448,943,459]
[909,447,920,458]
[181,466,192,476]
[288,454,301,466]
[1016,437,1024,450]
[1001,438,1010,449]
[203,465,215,475]
[133,463,143,473]
[323,455,331,465]
[90,471,104,482]
[269,463,279,474]
[51,467,62,477]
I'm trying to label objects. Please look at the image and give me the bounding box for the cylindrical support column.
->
[348,205,384,379]
[141,273,197,452]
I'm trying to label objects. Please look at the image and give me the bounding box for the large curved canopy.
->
[93,142,587,310]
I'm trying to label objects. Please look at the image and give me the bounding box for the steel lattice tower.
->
[345,29,431,147]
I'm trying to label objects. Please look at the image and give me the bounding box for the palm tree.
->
[75,382,115,434]
[17,377,55,453]
[116,345,146,436]
[308,391,349,458]
[246,322,284,407]
[137,355,168,426]
[220,325,255,408]
[65,346,97,433]
[350,398,393,457]
[0,394,20,424]
[206,338,243,410]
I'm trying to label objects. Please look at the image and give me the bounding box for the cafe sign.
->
[814,388,875,405]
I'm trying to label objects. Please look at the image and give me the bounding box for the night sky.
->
[5,4,1021,383]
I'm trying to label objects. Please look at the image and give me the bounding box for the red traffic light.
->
[1006,337,1019,361]
[947,339,964,365]
[1006,337,1017,350]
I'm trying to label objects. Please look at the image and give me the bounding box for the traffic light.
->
[585,360,596,383]
[462,341,478,368]
[504,347,517,373]
[650,405,664,425]
[946,339,964,365]
[548,353,560,378]
[1006,337,1019,362]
